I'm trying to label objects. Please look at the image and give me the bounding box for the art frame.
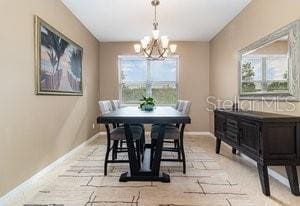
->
[35,15,83,96]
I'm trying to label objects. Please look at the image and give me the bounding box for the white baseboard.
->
[0,132,101,205]
[207,132,300,190]
[185,132,211,136]
[207,132,215,138]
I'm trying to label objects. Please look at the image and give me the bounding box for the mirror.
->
[239,20,300,101]
[241,36,288,94]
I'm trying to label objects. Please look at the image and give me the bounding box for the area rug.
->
[25,136,253,206]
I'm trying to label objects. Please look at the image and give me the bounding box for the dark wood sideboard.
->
[214,109,300,196]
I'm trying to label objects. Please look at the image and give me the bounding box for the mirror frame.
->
[238,19,300,101]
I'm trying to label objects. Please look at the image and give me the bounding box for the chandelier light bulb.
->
[144,36,151,45]
[141,39,148,49]
[152,30,160,39]
[169,44,177,54]
[161,36,169,48]
[134,44,141,53]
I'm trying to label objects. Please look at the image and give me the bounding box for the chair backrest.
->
[111,100,121,111]
[182,101,192,115]
[174,100,180,110]
[98,100,113,114]
[176,100,185,112]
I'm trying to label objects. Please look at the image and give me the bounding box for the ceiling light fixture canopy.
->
[134,0,177,60]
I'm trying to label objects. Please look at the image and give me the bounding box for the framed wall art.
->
[35,16,83,95]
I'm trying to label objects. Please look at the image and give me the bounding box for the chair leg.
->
[112,140,118,160]
[104,139,111,176]
[180,138,186,174]
[175,140,181,160]
[120,140,123,149]
[150,139,157,167]
[141,132,145,155]
[141,137,145,161]
[136,140,141,167]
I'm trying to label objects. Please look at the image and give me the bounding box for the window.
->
[241,55,288,94]
[119,56,178,105]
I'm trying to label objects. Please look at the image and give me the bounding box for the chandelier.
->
[133,0,177,60]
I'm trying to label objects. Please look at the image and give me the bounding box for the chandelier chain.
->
[153,1,158,30]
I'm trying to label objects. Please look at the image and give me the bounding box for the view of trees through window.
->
[241,56,288,94]
[119,56,178,105]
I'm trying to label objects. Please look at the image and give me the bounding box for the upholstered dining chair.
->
[151,100,192,174]
[98,100,144,175]
[111,99,121,111]
[111,99,122,128]
[99,100,113,114]
[110,99,145,157]
[174,100,184,110]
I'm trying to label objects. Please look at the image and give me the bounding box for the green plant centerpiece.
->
[139,96,156,111]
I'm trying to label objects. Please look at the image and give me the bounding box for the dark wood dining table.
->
[97,106,191,182]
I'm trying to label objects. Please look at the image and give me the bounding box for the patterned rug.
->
[25,136,253,206]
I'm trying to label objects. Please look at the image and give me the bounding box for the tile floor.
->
[4,135,300,206]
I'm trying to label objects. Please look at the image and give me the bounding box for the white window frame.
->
[241,54,289,95]
[118,55,179,106]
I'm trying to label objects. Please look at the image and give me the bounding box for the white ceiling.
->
[62,0,251,42]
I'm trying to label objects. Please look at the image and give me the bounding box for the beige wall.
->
[99,42,210,132]
[209,0,300,176]
[0,0,100,196]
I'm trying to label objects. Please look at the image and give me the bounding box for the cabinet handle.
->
[227,121,237,127]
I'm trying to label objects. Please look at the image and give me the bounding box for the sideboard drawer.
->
[226,130,238,142]
[227,117,238,129]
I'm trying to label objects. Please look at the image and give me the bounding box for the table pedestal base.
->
[119,139,170,183]
[119,171,170,182]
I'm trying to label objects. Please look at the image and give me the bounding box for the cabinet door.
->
[226,116,238,143]
[239,120,260,154]
[214,113,226,138]
[263,123,297,160]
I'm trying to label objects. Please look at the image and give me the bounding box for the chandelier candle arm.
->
[133,0,177,60]
[158,48,167,58]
